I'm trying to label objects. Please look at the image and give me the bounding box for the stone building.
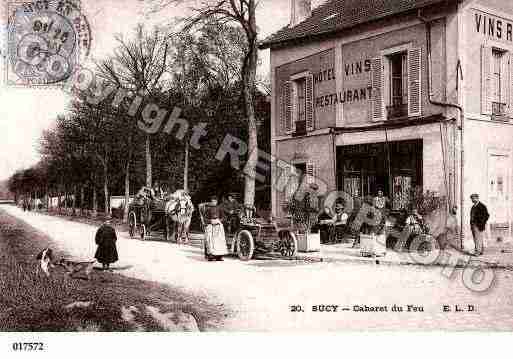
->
[260,0,513,241]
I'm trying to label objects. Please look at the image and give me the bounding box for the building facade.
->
[261,0,513,241]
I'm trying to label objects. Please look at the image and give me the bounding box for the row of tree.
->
[8,1,270,221]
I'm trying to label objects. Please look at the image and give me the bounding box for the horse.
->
[165,190,194,244]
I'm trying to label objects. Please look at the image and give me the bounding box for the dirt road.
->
[3,205,513,331]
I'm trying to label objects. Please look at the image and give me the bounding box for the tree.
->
[96,25,169,189]
[164,23,245,192]
[149,0,260,208]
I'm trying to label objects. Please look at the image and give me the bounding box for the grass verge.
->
[0,210,228,331]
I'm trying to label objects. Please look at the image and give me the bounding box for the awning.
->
[331,114,453,134]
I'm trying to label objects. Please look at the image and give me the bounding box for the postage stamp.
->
[5,0,91,86]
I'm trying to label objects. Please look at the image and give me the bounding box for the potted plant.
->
[283,194,320,252]
[410,188,448,250]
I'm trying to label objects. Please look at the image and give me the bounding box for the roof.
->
[259,0,453,49]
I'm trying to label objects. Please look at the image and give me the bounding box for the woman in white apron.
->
[204,196,229,261]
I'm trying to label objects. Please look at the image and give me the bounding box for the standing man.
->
[151,180,164,200]
[373,189,389,211]
[332,201,349,243]
[222,194,241,234]
[470,194,490,256]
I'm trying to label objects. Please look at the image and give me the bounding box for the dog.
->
[36,247,55,277]
[57,258,96,280]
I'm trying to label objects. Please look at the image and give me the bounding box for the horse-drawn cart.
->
[199,203,298,260]
[128,199,169,240]
[128,189,194,242]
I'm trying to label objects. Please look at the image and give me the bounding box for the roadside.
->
[21,207,513,270]
[0,208,228,331]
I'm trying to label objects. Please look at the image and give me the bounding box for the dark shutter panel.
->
[481,45,492,115]
[408,47,422,117]
[306,74,314,131]
[306,162,315,184]
[509,53,513,117]
[370,57,385,121]
[281,81,292,133]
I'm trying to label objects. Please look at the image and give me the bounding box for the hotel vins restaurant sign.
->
[315,59,373,109]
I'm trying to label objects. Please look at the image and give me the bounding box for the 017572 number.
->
[12,342,44,351]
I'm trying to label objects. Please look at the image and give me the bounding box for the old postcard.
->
[0,0,513,355]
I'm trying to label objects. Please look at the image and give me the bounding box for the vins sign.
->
[475,11,513,42]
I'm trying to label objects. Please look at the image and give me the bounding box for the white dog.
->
[36,247,96,280]
[36,247,55,277]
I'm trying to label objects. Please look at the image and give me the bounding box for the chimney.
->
[290,0,311,27]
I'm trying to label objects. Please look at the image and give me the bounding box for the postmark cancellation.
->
[6,0,91,86]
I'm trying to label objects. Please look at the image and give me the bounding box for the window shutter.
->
[370,57,385,121]
[408,47,422,117]
[481,46,492,115]
[504,53,513,117]
[291,82,297,133]
[281,81,293,133]
[306,74,314,131]
[500,53,508,110]
[306,162,315,184]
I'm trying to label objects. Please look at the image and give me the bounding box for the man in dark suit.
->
[470,194,490,256]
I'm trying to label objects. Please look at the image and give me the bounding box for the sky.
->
[0,0,326,181]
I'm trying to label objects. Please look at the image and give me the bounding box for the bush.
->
[411,188,446,216]
[282,197,318,231]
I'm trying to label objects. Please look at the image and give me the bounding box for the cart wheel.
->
[140,224,146,240]
[236,230,254,261]
[280,231,298,257]
[128,212,137,238]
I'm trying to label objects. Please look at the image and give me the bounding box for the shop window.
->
[337,139,422,209]
[371,46,422,122]
[488,153,510,225]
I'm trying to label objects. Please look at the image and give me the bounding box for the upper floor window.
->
[295,77,307,133]
[280,72,314,135]
[370,46,422,122]
[492,49,506,115]
[482,46,510,119]
[388,52,408,118]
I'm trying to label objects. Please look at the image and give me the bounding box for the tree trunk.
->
[242,18,259,208]
[58,188,62,214]
[72,185,77,215]
[64,190,68,215]
[46,186,50,211]
[145,135,152,187]
[80,185,85,215]
[124,134,133,223]
[92,186,98,218]
[103,161,110,218]
[184,140,189,192]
